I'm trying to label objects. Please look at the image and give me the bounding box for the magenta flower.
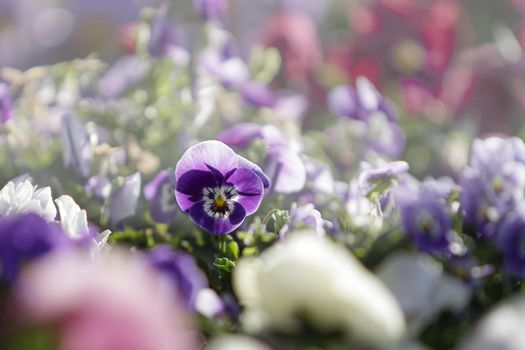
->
[175,141,265,235]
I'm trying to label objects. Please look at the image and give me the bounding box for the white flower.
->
[207,335,272,350]
[233,232,406,349]
[55,195,89,239]
[376,252,471,334]
[55,195,111,256]
[459,295,525,350]
[0,180,56,221]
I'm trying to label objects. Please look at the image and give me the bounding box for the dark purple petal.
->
[175,170,217,211]
[189,201,246,235]
[175,141,238,182]
[61,113,93,179]
[227,168,263,215]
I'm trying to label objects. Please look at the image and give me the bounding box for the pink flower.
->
[16,249,199,350]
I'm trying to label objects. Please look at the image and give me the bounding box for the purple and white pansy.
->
[175,140,267,235]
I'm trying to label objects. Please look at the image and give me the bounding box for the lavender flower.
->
[144,170,178,224]
[0,83,12,123]
[0,213,67,283]
[147,245,208,309]
[497,211,525,279]
[396,186,453,254]
[175,141,265,235]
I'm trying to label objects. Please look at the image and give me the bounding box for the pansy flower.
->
[175,141,266,235]
[395,181,456,255]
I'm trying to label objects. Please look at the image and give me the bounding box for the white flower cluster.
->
[0,179,110,253]
[233,232,406,349]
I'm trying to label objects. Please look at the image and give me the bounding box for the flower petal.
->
[227,168,263,215]
[175,170,217,211]
[175,141,238,181]
[189,201,246,235]
[237,156,271,189]
[267,146,306,193]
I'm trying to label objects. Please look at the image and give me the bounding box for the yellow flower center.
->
[214,197,227,209]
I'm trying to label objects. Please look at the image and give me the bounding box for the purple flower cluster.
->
[459,136,525,277]
[460,137,525,238]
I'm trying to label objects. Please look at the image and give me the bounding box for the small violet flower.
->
[175,140,266,235]
[144,170,178,224]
